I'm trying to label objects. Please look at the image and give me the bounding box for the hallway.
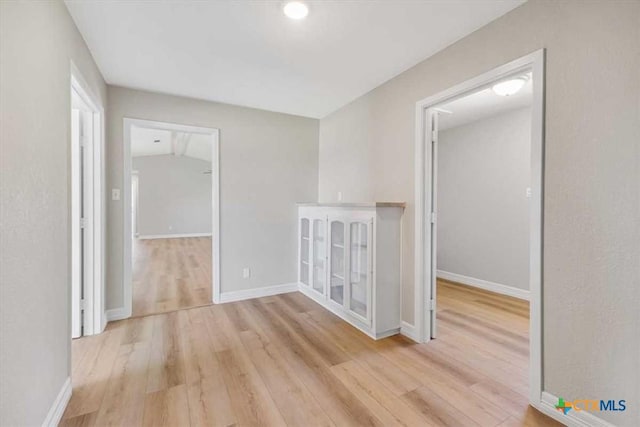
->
[132,237,212,317]
[62,282,560,426]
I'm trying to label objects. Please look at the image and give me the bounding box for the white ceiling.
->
[65,0,526,118]
[438,74,532,130]
[131,127,212,162]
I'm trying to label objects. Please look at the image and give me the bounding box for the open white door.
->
[71,94,97,338]
[71,109,82,338]
[131,173,139,238]
[70,64,105,337]
[427,108,439,339]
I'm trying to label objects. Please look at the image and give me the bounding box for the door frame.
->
[122,118,221,317]
[413,49,545,405]
[70,61,105,335]
[131,171,139,238]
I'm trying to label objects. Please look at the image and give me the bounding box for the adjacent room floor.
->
[62,280,560,426]
[132,237,213,317]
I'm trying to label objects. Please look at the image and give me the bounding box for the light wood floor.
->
[132,237,212,317]
[62,280,560,427]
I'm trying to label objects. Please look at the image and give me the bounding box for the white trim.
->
[70,61,106,336]
[137,232,212,240]
[123,118,221,318]
[105,307,129,322]
[374,328,401,340]
[535,392,616,427]
[41,377,71,427]
[414,49,545,407]
[437,270,530,301]
[400,321,418,342]
[218,283,298,303]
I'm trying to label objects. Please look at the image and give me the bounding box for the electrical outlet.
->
[111,188,120,201]
[242,268,251,279]
[337,191,343,201]
[526,187,532,198]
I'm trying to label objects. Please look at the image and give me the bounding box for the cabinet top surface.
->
[297,202,406,208]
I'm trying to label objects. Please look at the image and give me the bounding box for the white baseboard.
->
[137,232,212,240]
[218,282,298,303]
[106,307,129,322]
[437,270,530,301]
[537,391,616,427]
[101,311,108,332]
[401,321,419,342]
[42,377,71,427]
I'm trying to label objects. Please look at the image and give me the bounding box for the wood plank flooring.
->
[63,280,561,426]
[132,237,212,317]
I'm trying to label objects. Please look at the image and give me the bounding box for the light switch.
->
[526,187,532,198]
[112,188,120,201]
[242,268,251,279]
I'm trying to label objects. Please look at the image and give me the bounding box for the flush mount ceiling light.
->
[283,1,309,20]
[492,76,529,96]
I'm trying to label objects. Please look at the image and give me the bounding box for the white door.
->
[427,109,439,338]
[71,103,95,338]
[131,173,139,238]
[71,109,82,338]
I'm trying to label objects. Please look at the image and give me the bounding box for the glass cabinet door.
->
[349,221,369,319]
[329,220,345,305]
[299,218,310,286]
[312,219,326,294]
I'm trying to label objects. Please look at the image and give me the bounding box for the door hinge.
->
[430,212,436,223]
[80,299,86,310]
[428,299,436,311]
[431,130,437,142]
[80,218,86,229]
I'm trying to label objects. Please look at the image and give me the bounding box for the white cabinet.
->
[298,203,404,339]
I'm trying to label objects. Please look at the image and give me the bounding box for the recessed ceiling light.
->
[283,1,309,20]
[492,76,528,97]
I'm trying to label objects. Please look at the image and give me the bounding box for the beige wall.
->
[438,108,531,291]
[318,0,640,424]
[0,1,107,425]
[133,154,212,237]
[107,87,319,309]
[318,94,375,201]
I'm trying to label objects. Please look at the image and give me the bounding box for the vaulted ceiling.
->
[65,0,525,118]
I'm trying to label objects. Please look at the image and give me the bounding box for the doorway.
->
[414,50,545,405]
[70,64,105,337]
[122,119,220,318]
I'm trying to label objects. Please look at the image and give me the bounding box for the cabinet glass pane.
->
[330,221,345,305]
[349,222,368,318]
[312,219,325,293]
[300,218,310,285]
